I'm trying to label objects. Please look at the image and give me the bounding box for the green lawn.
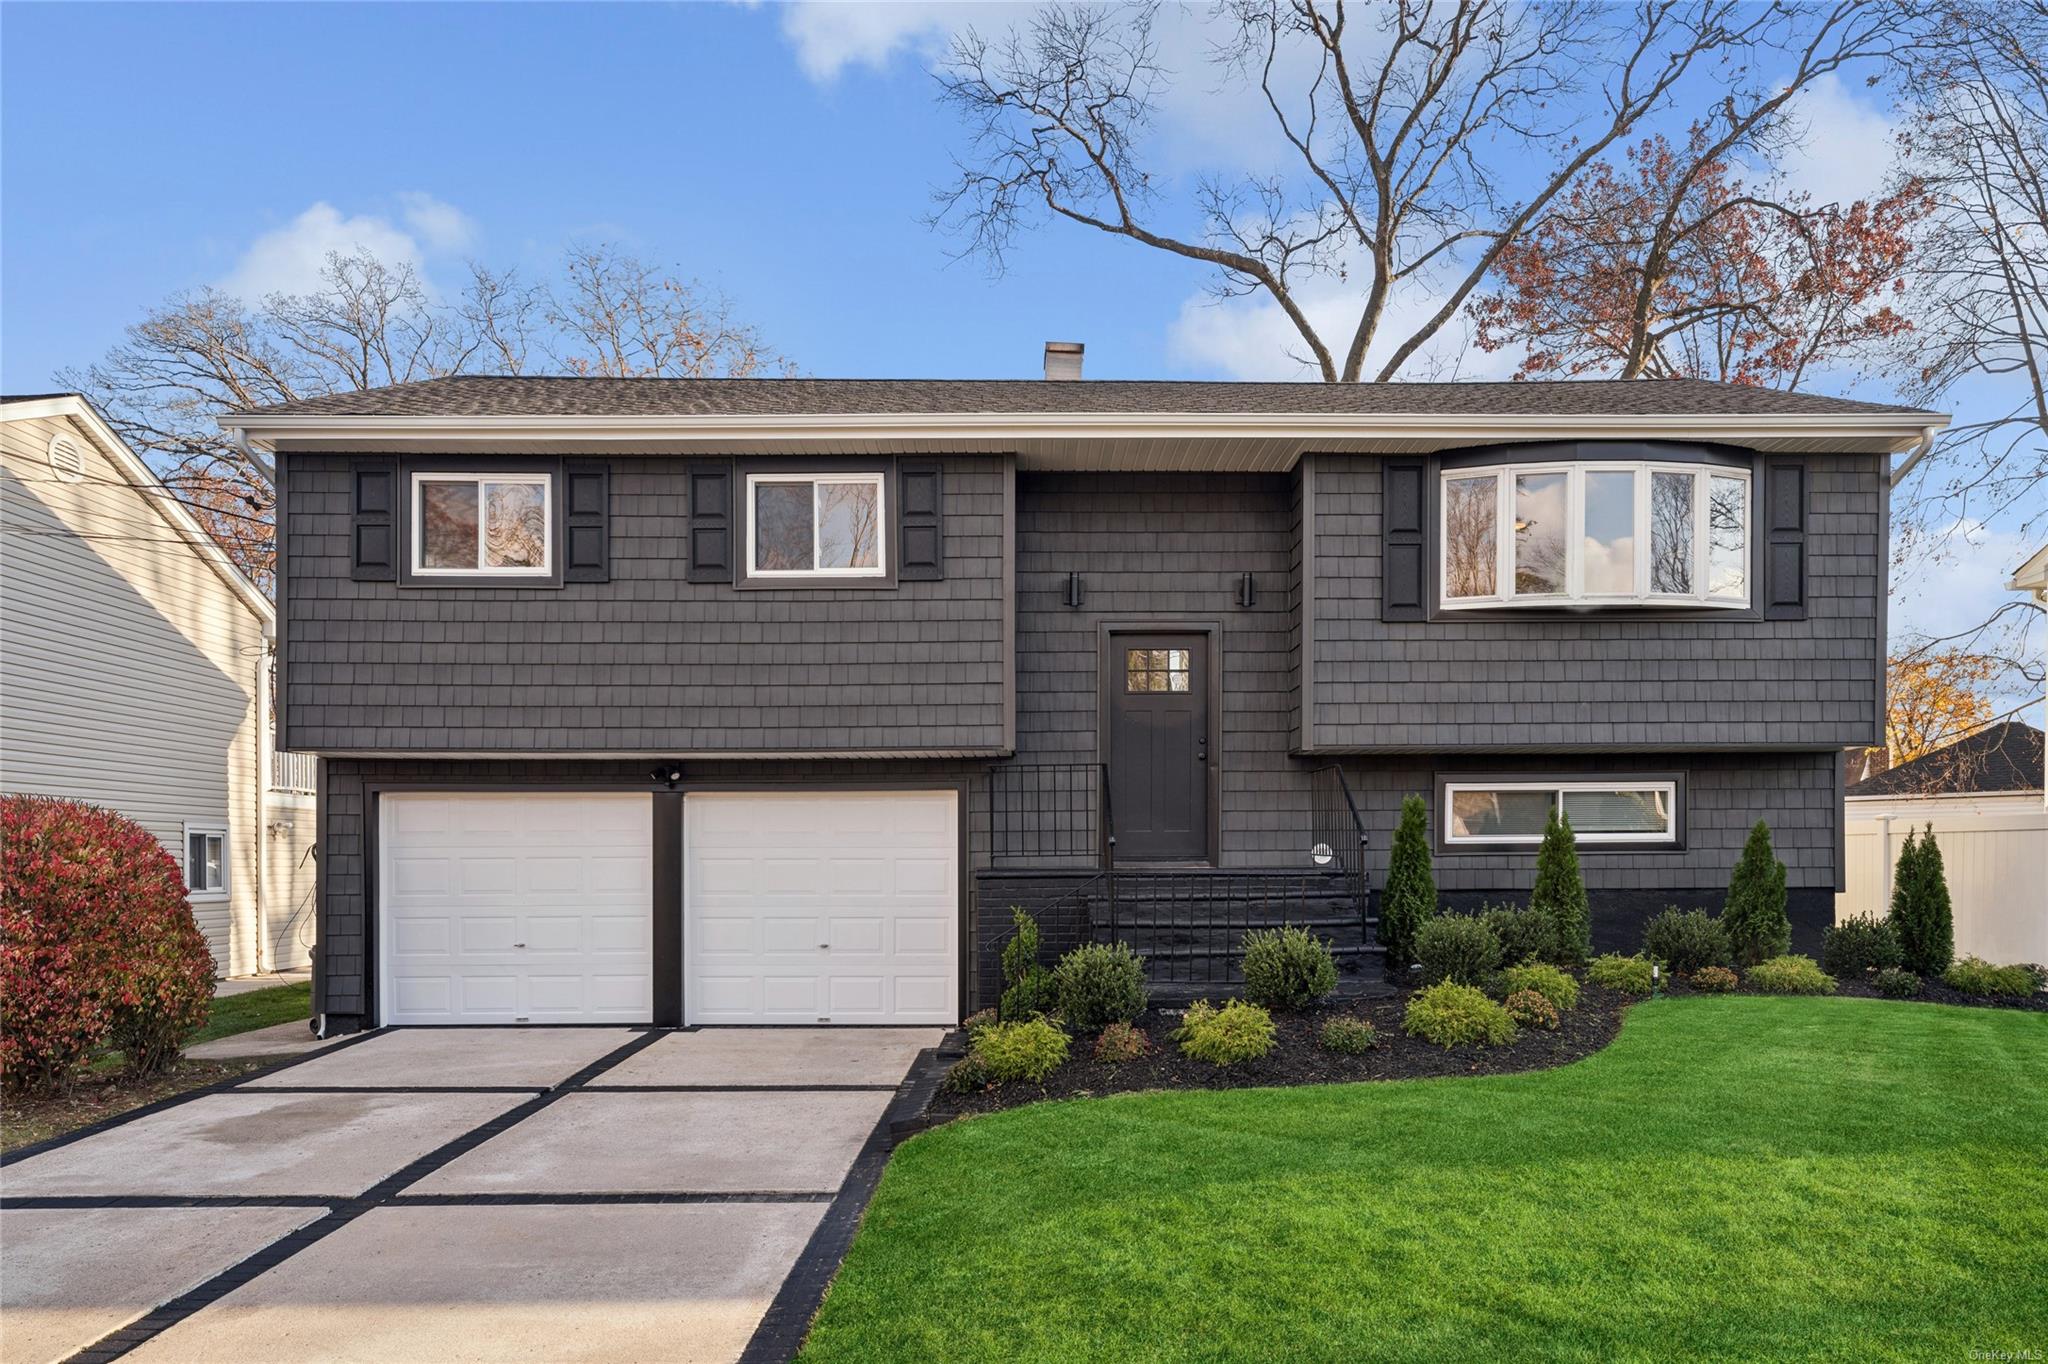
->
[802,998,2048,1364]
[189,981,313,1047]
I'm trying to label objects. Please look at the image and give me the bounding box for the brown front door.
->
[1106,633,1210,862]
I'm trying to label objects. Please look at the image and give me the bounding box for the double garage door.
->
[379,790,957,1026]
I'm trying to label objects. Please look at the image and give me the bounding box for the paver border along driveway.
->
[0,1027,949,1364]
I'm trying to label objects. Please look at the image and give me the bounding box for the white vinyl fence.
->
[1838,795,2048,965]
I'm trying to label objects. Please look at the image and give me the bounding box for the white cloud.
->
[1777,72,1901,210]
[216,195,473,300]
[398,191,477,254]
[1166,257,1523,382]
[777,1,1006,82]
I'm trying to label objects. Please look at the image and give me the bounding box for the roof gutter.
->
[1888,423,1943,486]
[222,408,1950,454]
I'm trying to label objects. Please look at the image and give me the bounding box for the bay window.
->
[1440,461,1749,609]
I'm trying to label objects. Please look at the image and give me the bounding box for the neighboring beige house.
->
[1,393,316,976]
[2009,540,2048,809]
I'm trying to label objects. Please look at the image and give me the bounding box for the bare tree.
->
[935,0,1909,381]
[59,244,791,589]
[544,246,793,379]
[1885,0,2048,546]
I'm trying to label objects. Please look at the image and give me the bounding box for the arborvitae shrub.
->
[1891,827,1956,977]
[1379,794,1436,973]
[999,907,1057,1020]
[1530,808,1589,964]
[1723,821,1790,967]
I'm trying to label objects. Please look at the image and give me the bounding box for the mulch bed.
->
[929,984,1631,1120]
[1,1057,268,1153]
[930,970,2047,1121]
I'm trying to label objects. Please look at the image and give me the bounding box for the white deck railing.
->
[269,749,317,794]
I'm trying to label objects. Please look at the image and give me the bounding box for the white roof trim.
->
[2006,541,2048,594]
[6,395,274,622]
[223,407,1949,459]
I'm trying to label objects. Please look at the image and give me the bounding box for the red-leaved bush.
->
[1,796,216,1094]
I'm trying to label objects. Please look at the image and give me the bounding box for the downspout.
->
[255,626,275,975]
[1889,425,1940,487]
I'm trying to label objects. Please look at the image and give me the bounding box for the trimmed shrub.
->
[1746,954,1836,995]
[1723,821,1791,967]
[1379,794,1436,973]
[1642,908,1730,975]
[971,1017,1071,1083]
[939,1054,991,1094]
[999,907,1057,1020]
[1403,981,1517,1048]
[1053,941,1147,1033]
[1891,827,1956,977]
[1499,960,1579,1012]
[1173,999,1276,1066]
[1416,914,1502,988]
[961,1007,997,1035]
[1319,1016,1378,1055]
[1240,926,1339,1011]
[1,795,214,1095]
[1092,1020,1152,1063]
[1873,967,1922,998]
[1942,957,2044,997]
[1479,905,1558,968]
[1689,965,1739,993]
[1530,807,1589,965]
[1821,914,1902,978]
[1587,953,1656,994]
[1504,989,1560,1031]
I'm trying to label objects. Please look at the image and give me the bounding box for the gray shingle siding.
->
[1013,472,1310,863]
[280,453,1007,754]
[1307,453,1886,750]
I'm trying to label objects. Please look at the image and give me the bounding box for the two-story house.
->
[229,353,1942,1033]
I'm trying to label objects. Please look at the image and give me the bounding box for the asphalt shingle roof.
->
[1848,722,2046,797]
[232,375,1941,421]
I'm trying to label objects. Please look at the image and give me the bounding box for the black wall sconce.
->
[1065,571,1086,608]
[1236,572,1258,608]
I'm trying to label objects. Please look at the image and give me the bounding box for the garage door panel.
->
[380,794,653,1026]
[685,792,957,1026]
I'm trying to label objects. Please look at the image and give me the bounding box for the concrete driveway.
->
[1,1026,946,1364]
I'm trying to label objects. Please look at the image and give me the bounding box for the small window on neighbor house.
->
[412,472,551,576]
[1125,648,1191,693]
[1444,781,1677,846]
[746,473,885,577]
[186,828,227,896]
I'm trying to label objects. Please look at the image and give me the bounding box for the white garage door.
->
[379,793,652,1025]
[685,791,958,1025]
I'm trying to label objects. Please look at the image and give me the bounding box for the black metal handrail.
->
[1311,763,1371,933]
[987,763,1108,867]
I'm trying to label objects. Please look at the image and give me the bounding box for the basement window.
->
[1442,780,1680,848]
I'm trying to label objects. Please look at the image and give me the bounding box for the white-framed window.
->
[411,472,552,576]
[184,824,228,898]
[1440,462,1749,609]
[745,472,886,578]
[1443,780,1679,846]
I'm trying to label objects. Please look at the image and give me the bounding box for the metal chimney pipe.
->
[1043,341,1084,380]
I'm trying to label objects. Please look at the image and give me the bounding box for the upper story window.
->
[1440,461,1748,609]
[412,473,551,577]
[747,472,885,578]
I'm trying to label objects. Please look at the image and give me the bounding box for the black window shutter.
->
[898,460,945,581]
[686,459,734,584]
[1763,459,1807,620]
[563,459,610,583]
[1381,457,1427,621]
[351,457,397,581]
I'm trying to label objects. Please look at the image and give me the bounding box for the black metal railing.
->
[1310,763,1372,912]
[987,763,1108,867]
[1096,868,1377,992]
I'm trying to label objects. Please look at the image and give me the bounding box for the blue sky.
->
[3,1,2038,712]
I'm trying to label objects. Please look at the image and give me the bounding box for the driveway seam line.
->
[579,1083,901,1092]
[56,1029,667,1364]
[736,1041,956,1364]
[0,1030,390,1168]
